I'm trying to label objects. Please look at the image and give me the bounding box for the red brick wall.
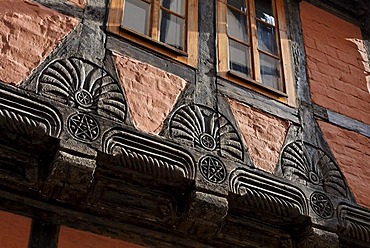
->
[300,2,370,125]
[0,0,78,86]
[114,53,187,134]
[58,226,144,248]
[228,99,289,173]
[0,211,31,248]
[318,121,370,208]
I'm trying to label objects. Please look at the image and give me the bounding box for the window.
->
[217,0,295,105]
[108,0,198,67]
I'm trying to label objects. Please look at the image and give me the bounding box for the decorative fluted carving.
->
[229,168,308,218]
[169,104,244,161]
[338,204,370,244]
[0,87,62,138]
[37,57,127,122]
[102,127,195,181]
[279,141,350,198]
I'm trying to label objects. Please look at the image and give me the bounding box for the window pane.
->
[259,53,281,90]
[160,11,185,50]
[229,40,251,76]
[255,0,275,25]
[161,0,185,15]
[122,0,151,35]
[227,0,246,12]
[227,7,248,43]
[257,21,277,55]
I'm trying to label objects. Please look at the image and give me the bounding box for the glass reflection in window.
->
[227,7,248,43]
[255,0,275,25]
[160,11,185,50]
[122,0,151,35]
[229,40,251,76]
[161,0,185,14]
[259,53,281,90]
[257,21,277,55]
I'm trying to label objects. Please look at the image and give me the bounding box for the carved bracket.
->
[177,191,228,238]
[102,127,196,182]
[0,86,62,139]
[41,150,96,203]
[229,168,308,219]
[338,204,370,245]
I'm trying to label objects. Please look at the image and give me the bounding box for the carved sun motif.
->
[279,141,349,198]
[170,104,244,161]
[37,57,127,122]
[75,89,93,108]
[199,155,226,184]
[199,133,217,151]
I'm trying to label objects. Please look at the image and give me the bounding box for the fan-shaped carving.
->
[170,104,244,161]
[37,57,127,122]
[279,141,349,198]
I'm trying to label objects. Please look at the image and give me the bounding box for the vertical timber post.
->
[28,219,60,248]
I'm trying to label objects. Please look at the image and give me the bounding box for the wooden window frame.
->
[217,0,296,106]
[108,0,198,67]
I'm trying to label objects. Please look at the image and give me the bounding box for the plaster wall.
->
[318,121,370,208]
[301,1,370,209]
[114,53,187,134]
[300,2,370,125]
[0,0,78,86]
[228,98,289,173]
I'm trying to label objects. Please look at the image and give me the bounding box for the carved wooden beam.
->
[338,204,370,247]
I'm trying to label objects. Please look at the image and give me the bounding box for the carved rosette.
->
[37,57,127,122]
[41,150,96,203]
[279,141,350,199]
[169,104,244,162]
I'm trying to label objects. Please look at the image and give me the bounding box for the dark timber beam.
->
[28,219,60,248]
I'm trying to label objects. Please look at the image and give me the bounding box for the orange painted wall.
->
[318,121,370,208]
[300,2,370,125]
[58,226,145,248]
[114,53,187,134]
[0,211,32,248]
[228,99,289,173]
[0,0,78,86]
